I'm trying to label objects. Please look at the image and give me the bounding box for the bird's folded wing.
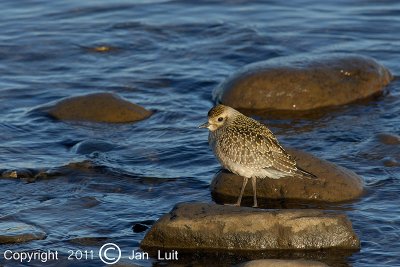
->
[253,131,298,174]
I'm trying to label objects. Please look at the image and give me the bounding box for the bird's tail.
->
[295,166,317,179]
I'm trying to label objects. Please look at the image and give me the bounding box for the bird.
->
[199,104,315,207]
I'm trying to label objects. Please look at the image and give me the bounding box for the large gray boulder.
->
[211,148,364,205]
[213,54,392,111]
[141,202,360,251]
[48,92,152,123]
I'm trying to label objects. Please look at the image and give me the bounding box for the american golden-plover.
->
[199,104,315,207]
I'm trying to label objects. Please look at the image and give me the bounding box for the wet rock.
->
[211,148,364,205]
[1,169,33,179]
[0,222,46,244]
[48,92,152,123]
[358,133,400,167]
[0,160,97,182]
[141,202,360,251]
[376,133,400,145]
[239,259,329,267]
[132,223,149,233]
[214,54,392,111]
[1,168,49,182]
[132,220,154,233]
[63,160,96,171]
[382,158,400,167]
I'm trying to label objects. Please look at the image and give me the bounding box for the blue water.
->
[0,1,399,266]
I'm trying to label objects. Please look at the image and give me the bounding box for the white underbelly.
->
[221,157,287,179]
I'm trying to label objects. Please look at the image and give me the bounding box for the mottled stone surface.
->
[141,202,360,251]
[239,259,329,267]
[214,54,392,111]
[0,222,46,244]
[48,92,152,123]
[211,148,364,204]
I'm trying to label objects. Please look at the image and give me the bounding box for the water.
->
[0,0,399,266]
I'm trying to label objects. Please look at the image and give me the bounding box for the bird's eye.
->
[218,117,224,122]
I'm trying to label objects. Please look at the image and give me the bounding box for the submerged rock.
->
[239,259,329,267]
[214,54,392,111]
[376,133,400,145]
[1,169,33,179]
[211,148,364,205]
[48,92,152,123]
[0,160,97,182]
[0,222,46,244]
[141,202,360,251]
[358,133,400,167]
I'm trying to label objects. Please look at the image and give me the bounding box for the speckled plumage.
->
[199,104,315,207]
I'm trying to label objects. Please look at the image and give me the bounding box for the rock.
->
[376,133,400,145]
[141,202,360,251]
[213,54,392,111]
[211,148,364,205]
[48,92,152,123]
[132,220,154,233]
[358,133,400,167]
[1,169,33,179]
[0,222,46,244]
[0,160,97,182]
[239,259,329,267]
[1,168,48,182]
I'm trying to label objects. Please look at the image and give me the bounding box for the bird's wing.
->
[254,129,298,174]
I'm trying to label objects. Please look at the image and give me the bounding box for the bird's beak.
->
[198,122,210,129]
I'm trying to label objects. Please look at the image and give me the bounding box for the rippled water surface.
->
[0,1,399,266]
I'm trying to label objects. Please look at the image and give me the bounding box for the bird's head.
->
[198,104,237,131]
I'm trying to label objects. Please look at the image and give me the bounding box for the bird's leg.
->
[235,177,248,206]
[251,176,258,208]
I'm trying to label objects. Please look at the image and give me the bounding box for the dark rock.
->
[48,92,152,123]
[239,259,329,267]
[132,220,155,233]
[211,148,364,205]
[214,54,392,111]
[0,160,97,182]
[141,202,360,251]
[132,223,149,233]
[0,222,46,244]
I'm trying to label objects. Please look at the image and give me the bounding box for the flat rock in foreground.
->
[0,221,46,244]
[48,92,152,123]
[211,148,364,204]
[239,259,329,267]
[213,54,392,111]
[141,202,360,251]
